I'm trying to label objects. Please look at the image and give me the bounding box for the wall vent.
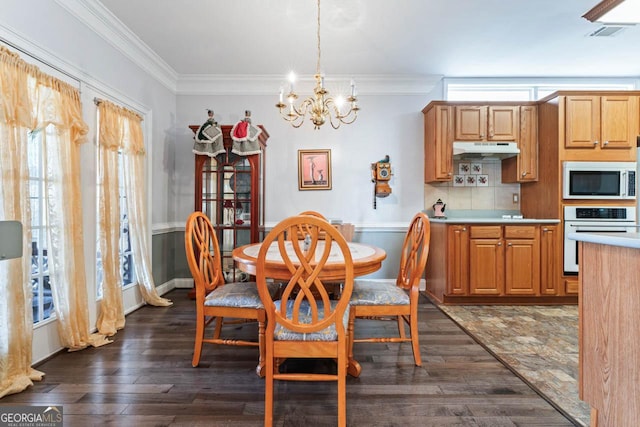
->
[588,25,630,37]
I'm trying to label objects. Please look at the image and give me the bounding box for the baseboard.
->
[172,278,194,289]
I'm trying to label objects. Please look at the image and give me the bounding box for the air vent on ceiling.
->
[588,25,629,37]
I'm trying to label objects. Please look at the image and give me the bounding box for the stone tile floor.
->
[435,304,590,427]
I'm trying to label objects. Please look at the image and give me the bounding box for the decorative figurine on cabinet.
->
[231,110,262,156]
[193,109,224,157]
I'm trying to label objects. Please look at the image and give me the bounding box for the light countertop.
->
[423,209,560,225]
[429,217,560,224]
[567,232,640,249]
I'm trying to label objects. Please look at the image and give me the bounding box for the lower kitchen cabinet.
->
[469,226,504,295]
[504,225,540,295]
[426,222,563,303]
[447,225,469,295]
[540,225,560,295]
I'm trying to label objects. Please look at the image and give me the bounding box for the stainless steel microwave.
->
[563,161,636,200]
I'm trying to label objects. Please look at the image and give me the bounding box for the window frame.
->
[444,77,638,101]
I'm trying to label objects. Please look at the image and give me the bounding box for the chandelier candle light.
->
[276,0,359,129]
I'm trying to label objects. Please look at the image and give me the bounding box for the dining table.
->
[232,240,387,377]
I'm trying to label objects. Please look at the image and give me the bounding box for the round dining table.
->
[232,241,387,280]
[232,240,387,377]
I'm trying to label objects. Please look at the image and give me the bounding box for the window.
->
[118,158,134,288]
[29,129,53,323]
[445,78,637,101]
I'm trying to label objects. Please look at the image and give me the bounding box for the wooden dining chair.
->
[349,212,431,366]
[185,211,279,370]
[256,215,355,427]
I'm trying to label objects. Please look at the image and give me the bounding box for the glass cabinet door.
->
[200,155,256,281]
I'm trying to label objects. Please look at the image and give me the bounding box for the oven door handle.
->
[569,225,634,232]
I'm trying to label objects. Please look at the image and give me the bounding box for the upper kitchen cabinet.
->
[564,95,638,150]
[424,104,454,182]
[502,105,538,183]
[455,105,519,141]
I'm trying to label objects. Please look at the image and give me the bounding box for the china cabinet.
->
[189,124,269,282]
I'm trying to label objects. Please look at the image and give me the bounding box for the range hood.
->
[452,141,520,159]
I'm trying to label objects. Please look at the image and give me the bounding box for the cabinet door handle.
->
[521,171,527,177]
[603,140,609,145]
[462,227,467,232]
[507,242,512,246]
[594,140,599,145]
[480,134,485,138]
[542,228,548,232]
[498,242,502,246]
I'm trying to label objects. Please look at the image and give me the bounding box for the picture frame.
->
[298,149,332,190]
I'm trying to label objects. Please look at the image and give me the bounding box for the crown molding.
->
[54,0,178,92]
[176,74,443,96]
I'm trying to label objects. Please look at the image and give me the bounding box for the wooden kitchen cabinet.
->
[425,223,560,303]
[564,95,638,150]
[539,225,559,295]
[424,104,454,182]
[502,105,538,182]
[446,225,469,295]
[504,225,540,295]
[468,225,539,296]
[469,226,504,295]
[455,105,519,141]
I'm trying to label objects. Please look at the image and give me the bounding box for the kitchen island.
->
[568,231,640,427]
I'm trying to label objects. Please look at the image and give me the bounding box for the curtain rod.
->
[0,37,81,84]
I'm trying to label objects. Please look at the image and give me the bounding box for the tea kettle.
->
[432,199,446,218]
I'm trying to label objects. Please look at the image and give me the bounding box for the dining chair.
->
[349,212,430,366]
[185,211,279,370]
[256,215,354,427]
[297,211,354,242]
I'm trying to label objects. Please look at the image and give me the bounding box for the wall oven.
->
[563,161,636,200]
[563,206,636,274]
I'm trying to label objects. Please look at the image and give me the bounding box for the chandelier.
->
[276,0,359,129]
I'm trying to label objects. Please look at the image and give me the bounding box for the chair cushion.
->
[204,281,279,309]
[273,300,350,342]
[350,280,410,306]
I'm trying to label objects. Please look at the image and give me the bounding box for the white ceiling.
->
[97,0,640,79]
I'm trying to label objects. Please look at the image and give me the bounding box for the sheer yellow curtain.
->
[0,46,43,399]
[96,101,171,336]
[121,109,172,307]
[32,74,110,351]
[96,101,126,335]
[0,46,108,399]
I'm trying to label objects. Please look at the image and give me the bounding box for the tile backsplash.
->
[424,160,520,212]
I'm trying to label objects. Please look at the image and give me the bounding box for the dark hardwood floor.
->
[1,289,576,426]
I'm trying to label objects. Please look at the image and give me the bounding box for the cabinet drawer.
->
[470,226,502,239]
[504,225,537,239]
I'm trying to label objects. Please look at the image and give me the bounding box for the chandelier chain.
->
[275,0,359,129]
[316,0,321,75]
